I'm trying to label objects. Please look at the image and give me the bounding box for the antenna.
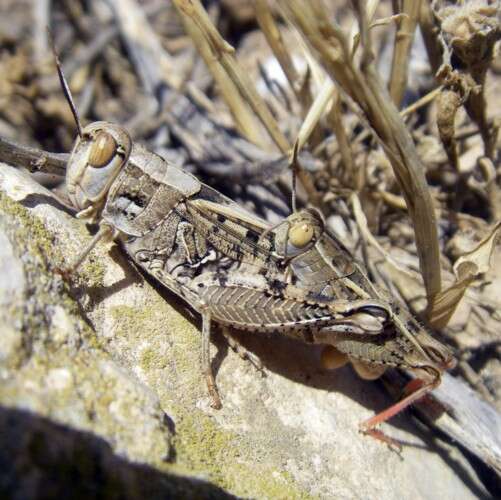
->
[290,141,300,213]
[47,29,83,138]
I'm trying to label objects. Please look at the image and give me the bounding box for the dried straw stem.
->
[255,0,300,94]
[173,0,290,154]
[388,0,422,107]
[171,2,267,147]
[280,0,442,304]
[291,0,379,151]
[419,0,443,75]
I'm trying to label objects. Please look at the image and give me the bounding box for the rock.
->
[0,163,489,498]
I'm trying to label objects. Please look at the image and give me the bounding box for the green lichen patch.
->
[0,192,100,359]
[0,185,106,290]
[109,302,204,401]
[140,346,166,370]
[0,191,58,270]
[171,408,313,500]
[79,253,106,289]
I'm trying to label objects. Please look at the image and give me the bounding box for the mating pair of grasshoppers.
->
[50,43,454,446]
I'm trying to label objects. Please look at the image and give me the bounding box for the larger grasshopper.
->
[50,43,454,444]
[65,119,398,409]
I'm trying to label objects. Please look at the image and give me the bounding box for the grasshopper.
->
[50,42,454,444]
[269,204,455,442]
[54,55,396,410]
[64,119,397,410]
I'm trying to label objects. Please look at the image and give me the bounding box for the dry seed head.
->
[441,2,498,39]
[439,1,500,66]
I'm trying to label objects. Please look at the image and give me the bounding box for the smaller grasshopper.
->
[266,149,455,443]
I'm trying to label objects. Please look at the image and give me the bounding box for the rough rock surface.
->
[0,163,489,498]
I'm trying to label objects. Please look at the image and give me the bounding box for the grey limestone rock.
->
[0,163,490,499]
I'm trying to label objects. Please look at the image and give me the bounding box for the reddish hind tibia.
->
[359,375,441,448]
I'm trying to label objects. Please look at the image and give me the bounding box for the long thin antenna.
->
[290,141,300,213]
[47,28,83,138]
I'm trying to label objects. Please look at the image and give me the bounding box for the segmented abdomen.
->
[202,285,334,333]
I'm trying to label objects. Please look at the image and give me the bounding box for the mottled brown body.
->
[96,141,387,337]
[64,120,454,441]
[272,208,454,377]
[269,207,455,441]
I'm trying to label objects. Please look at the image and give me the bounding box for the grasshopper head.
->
[66,122,132,215]
[399,320,456,383]
[49,39,133,217]
[277,208,325,258]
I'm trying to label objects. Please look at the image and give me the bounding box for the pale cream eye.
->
[88,131,117,168]
[289,222,314,248]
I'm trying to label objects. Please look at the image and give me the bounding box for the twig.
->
[174,2,267,148]
[326,93,356,186]
[0,137,67,177]
[419,0,443,74]
[400,86,442,117]
[384,369,501,478]
[280,0,442,305]
[43,2,170,94]
[255,0,300,93]
[292,0,380,150]
[33,0,51,65]
[105,0,183,91]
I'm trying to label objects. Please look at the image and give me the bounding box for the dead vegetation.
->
[0,0,500,494]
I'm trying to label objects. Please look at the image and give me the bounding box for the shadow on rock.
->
[0,405,236,500]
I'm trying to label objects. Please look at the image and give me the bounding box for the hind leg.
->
[201,310,222,409]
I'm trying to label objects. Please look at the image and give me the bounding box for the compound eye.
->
[88,131,117,167]
[289,222,314,248]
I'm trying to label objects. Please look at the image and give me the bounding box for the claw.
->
[359,427,403,454]
[206,375,222,410]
